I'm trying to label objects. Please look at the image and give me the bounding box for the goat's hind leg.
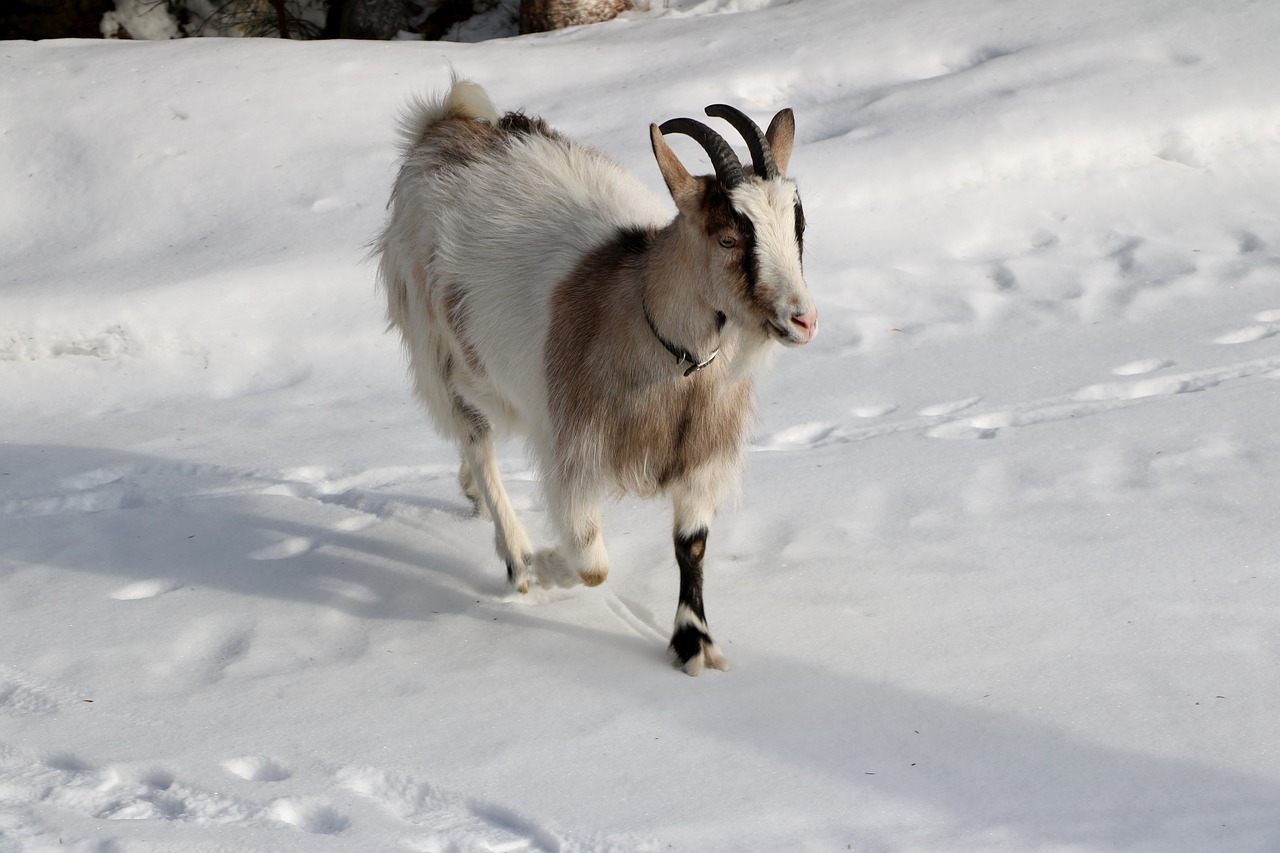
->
[458,457,490,520]
[669,490,729,675]
[451,396,535,592]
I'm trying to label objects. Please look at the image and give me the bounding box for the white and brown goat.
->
[375,79,816,674]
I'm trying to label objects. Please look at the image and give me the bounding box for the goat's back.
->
[378,86,671,433]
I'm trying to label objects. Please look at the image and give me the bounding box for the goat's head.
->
[649,105,816,347]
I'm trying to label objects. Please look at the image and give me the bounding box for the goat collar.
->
[643,302,723,377]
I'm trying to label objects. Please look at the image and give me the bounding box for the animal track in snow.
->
[110,578,182,600]
[223,755,292,782]
[312,576,381,605]
[269,797,349,834]
[604,591,667,642]
[1111,358,1172,376]
[918,396,983,417]
[0,458,453,526]
[98,768,189,821]
[755,420,838,451]
[851,403,898,418]
[0,676,63,716]
[758,352,1280,449]
[339,766,563,852]
[0,324,135,362]
[0,748,260,838]
[247,535,315,561]
[309,196,344,213]
[158,620,254,687]
[934,44,1022,77]
[1212,309,1280,344]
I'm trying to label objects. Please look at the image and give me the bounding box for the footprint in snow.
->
[339,766,562,852]
[1214,310,1280,345]
[918,396,982,417]
[1075,375,1194,402]
[247,536,315,561]
[925,411,1010,440]
[223,756,292,783]
[160,621,254,686]
[1214,325,1277,345]
[110,578,182,601]
[851,403,898,418]
[331,513,378,532]
[1111,358,1172,376]
[758,420,838,450]
[269,797,349,834]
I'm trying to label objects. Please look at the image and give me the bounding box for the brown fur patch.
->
[421,117,502,171]
[696,178,776,318]
[573,517,601,549]
[418,112,567,178]
[546,229,755,498]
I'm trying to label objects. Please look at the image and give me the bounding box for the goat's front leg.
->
[669,491,729,675]
[536,477,609,589]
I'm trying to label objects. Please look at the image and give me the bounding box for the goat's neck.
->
[639,223,726,368]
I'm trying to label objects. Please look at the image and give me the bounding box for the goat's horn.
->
[704,104,778,180]
[658,118,745,188]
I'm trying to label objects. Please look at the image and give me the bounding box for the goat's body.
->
[384,98,668,442]
[376,80,814,673]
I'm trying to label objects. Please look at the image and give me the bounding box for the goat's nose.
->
[790,310,817,339]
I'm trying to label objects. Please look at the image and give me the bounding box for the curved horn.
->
[704,104,778,179]
[658,117,745,188]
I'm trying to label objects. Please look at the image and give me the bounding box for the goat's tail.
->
[395,74,500,149]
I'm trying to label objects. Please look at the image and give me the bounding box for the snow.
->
[3,0,1280,849]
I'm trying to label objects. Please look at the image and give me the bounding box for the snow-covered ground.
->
[3,1,1280,849]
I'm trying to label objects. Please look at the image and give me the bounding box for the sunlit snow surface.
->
[3,1,1280,850]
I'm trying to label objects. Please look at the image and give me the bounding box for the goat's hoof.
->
[506,557,532,594]
[669,627,730,676]
[675,644,730,676]
[578,565,608,587]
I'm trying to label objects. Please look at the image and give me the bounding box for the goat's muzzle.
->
[770,308,818,346]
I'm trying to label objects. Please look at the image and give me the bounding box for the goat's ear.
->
[766,109,795,175]
[650,123,701,210]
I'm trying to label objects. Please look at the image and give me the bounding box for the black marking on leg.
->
[669,526,713,666]
[675,527,709,622]
[669,620,713,667]
[452,393,490,442]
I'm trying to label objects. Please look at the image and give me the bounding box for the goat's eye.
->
[718,234,738,249]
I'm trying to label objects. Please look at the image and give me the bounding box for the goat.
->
[375,78,816,674]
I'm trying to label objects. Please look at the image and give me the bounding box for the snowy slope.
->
[3,0,1280,850]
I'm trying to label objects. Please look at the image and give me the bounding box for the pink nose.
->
[790,311,817,337]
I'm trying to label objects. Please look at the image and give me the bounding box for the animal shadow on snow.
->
[0,444,655,660]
